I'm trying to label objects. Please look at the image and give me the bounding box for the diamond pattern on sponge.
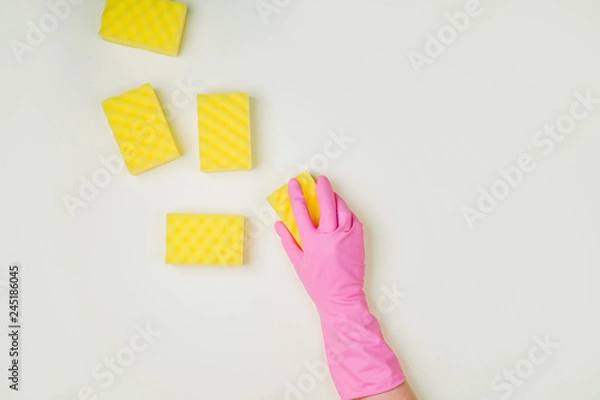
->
[102,83,180,175]
[99,0,187,56]
[197,93,252,172]
[267,172,320,248]
[166,214,245,266]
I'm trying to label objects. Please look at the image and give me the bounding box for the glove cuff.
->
[318,296,406,399]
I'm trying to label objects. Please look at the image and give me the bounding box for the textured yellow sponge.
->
[166,214,245,266]
[267,172,320,247]
[102,83,180,175]
[99,0,187,56]
[197,93,252,172]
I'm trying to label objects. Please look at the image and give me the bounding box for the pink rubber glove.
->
[275,176,406,400]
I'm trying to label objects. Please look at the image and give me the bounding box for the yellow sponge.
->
[99,0,187,57]
[197,93,252,172]
[102,83,180,175]
[267,172,320,247]
[166,214,245,266]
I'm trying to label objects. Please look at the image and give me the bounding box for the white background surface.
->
[1,0,599,399]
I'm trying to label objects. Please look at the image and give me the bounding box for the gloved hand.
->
[275,176,406,400]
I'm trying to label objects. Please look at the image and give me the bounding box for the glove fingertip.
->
[288,178,301,194]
